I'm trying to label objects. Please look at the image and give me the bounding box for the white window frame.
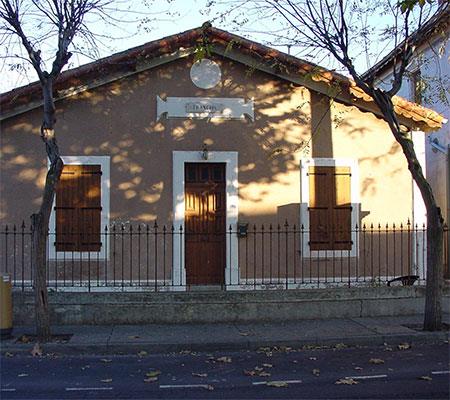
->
[48,156,110,260]
[300,158,360,258]
[172,151,239,288]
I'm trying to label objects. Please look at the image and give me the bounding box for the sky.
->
[0,0,436,93]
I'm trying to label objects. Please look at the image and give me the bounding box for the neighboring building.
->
[362,4,449,240]
[0,25,445,290]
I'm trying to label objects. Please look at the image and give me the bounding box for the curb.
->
[2,332,448,356]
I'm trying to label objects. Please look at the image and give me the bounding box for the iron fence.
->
[0,221,448,291]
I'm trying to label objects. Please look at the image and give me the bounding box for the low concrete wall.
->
[12,286,450,325]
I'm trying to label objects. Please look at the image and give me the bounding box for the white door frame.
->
[172,151,239,288]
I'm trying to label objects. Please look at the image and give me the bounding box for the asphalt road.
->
[1,342,449,399]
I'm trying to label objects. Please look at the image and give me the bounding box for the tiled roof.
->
[0,24,446,130]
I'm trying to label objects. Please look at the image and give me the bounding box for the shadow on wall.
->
[1,53,402,226]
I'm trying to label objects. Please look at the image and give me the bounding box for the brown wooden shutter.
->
[332,167,352,250]
[308,166,352,251]
[55,164,102,252]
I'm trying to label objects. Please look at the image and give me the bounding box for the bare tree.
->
[0,0,156,342]
[221,0,446,330]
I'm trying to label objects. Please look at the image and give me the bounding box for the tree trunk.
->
[31,213,50,341]
[371,89,443,331]
[424,208,444,331]
[31,78,64,342]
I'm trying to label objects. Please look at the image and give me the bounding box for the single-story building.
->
[0,25,446,290]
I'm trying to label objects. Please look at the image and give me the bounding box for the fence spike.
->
[104,225,108,232]
[154,220,158,229]
[13,224,16,232]
[163,225,167,233]
[138,224,141,232]
[21,220,26,229]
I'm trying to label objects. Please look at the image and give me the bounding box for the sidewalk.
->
[1,314,448,355]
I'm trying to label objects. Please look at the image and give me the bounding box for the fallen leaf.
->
[312,368,320,376]
[216,356,232,363]
[144,377,158,383]
[292,360,298,364]
[137,351,148,357]
[244,369,256,376]
[335,378,359,385]
[81,365,90,370]
[145,370,161,378]
[239,332,250,336]
[254,366,264,372]
[419,376,432,381]
[5,352,14,357]
[101,378,112,383]
[128,335,140,339]
[101,358,112,363]
[262,363,273,368]
[257,347,271,352]
[354,366,363,371]
[369,358,385,364]
[31,343,43,357]
[266,381,289,387]
[192,373,208,378]
[335,343,347,349]
[398,343,411,350]
[18,373,28,377]
[259,371,271,377]
[203,385,214,391]
[17,335,30,343]
[309,357,317,361]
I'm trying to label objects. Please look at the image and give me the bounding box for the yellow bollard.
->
[0,274,13,339]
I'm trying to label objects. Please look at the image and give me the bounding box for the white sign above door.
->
[156,96,254,121]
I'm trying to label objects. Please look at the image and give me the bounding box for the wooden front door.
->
[185,163,226,285]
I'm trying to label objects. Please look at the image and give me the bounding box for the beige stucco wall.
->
[0,53,412,228]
